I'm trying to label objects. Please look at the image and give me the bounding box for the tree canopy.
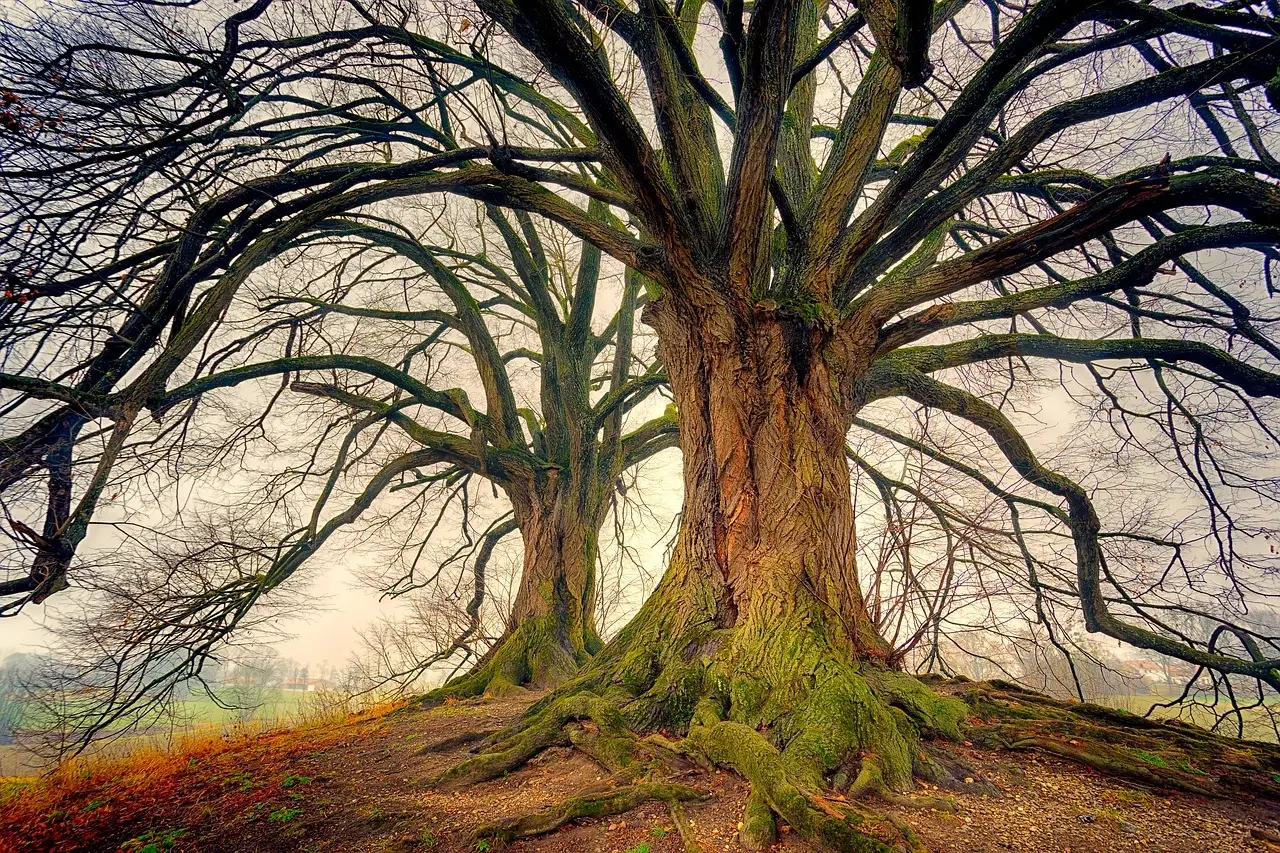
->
[3,0,1280,846]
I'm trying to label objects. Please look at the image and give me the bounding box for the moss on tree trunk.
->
[481,298,969,850]
[426,293,1278,851]
[429,481,605,699]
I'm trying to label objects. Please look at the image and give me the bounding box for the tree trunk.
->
[574,292,965,803]
[433,474,604,698]
[431,291,1280,850]
[649,294,890,656]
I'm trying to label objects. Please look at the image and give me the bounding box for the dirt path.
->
[2,693,1277,853]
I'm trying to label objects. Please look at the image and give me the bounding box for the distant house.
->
[280,677,331,693]
[1121,658,1198,686]
[1123,659,1162,676]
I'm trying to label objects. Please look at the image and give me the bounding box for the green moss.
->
[884,132,928,166]
[432,692,629,791]
[739,785,777,850]
[867,670,967,741]
[1133,749,1169,769]
[422,614,582,703]
[622,659,704,732]
[691,719,894,853]
[728,674,769,722]
[696,611,934,793]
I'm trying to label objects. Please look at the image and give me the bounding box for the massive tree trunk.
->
[431,473,605,699]
[644,293,891,659]
[432,289,1280,851]
[525,291,970,846]
[437,290,969,849]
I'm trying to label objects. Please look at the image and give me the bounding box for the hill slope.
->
[2,691,1277,853]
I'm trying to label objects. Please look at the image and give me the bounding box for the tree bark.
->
[434,287,1280,852]
[432,474,604,698]
[563,289,966,803]
[645,292,890,655]
[445,287,971,850]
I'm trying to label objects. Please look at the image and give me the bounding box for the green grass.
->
[1099,692,1278,743]
[119,828,186,853]
[173,691,311,726]
[1133,749,1169,769]
[224,770,256,792]
[280,773,312,789]
[0,778,31,803]
[268,806,302,824]
[6,689,312,737]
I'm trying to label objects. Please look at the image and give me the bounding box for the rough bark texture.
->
[429,476,605,700]
[428,287,1280,852]
[469,289,969,850]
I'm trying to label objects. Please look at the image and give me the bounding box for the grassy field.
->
[1097,692,1278,742]
[0,689,327,776]
[164,690,314,727]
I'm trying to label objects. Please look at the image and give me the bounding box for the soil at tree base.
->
[1,690,1277,853]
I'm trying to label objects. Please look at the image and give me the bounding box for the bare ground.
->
[2,692,1277,853]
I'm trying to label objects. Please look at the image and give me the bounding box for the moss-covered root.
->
[468,782,708,850]
[849,755,958,814]
[963,682,1280,800]
[666,794,706,853]
[739,784,777,850]
[1009,735,1219,797]
[428,693,633,792]
[689,718,911,853]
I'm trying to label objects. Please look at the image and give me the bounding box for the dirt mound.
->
[1,692,1276,853]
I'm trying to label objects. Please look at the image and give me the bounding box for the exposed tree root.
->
[416,728,499,755]
[959,681,1280,801]
[428,693,629,792]
[422,595,1279,852]
[467,782,708,850]
[665,794,706,853]
[848,755,958,813]
[424,591,976,852]
[738,784,776,850]
[688,703,922,853]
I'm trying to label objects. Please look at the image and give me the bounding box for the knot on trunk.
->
[755,298,826,388]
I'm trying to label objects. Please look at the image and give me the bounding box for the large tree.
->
[255,206,675,697]
[346,0,1280,848]
[5,0,1280,848]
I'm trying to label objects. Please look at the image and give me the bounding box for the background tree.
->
[241,204,674,698]
[0,652,40,746]
[220,648,285,724]
[0,0,675,745]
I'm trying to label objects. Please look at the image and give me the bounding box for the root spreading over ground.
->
[417,585,1280,852]
[4,684,1278,853]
